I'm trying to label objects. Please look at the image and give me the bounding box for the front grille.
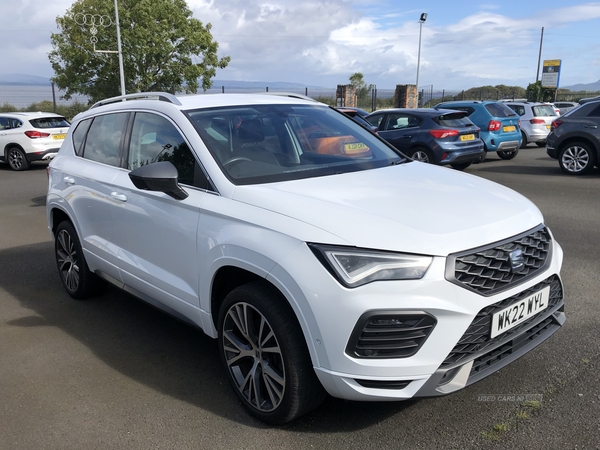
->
[346,313,437,359]
[440,275,563,369]
[447,225,551,296]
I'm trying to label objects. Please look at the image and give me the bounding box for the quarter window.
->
[72,118,93,157]
[82,113,128,167]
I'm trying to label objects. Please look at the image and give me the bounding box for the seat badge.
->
[509,249,525,273]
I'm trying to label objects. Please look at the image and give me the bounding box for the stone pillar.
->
[394,84,418,108]
[336,84,357,107]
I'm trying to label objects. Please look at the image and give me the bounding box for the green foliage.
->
[526,81,557,102]
[349,72,375,108]
[312,95,336,107]
[49,0,230,103]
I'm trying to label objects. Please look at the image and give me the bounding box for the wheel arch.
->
[557,136,600,161]
[207,259,328,370]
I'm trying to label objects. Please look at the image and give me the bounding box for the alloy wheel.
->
[411,150,430,163]
[222,302,285,412]
[56,229,80,293]
[561,145,590,173]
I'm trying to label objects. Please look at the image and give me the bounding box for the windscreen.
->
[532,105,557,117]
[485,103,518,118]
[435,112,474,128]
[29,117,70,128]
[186,104,403,185]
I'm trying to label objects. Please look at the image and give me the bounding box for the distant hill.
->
[0,73,51,86]
[562,79,600,92]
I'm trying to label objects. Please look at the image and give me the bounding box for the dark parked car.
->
[578,95,600,105]
[435,100,521,161]
[546,100,600,175]
[335,108,377,133]
[365,108,484,170]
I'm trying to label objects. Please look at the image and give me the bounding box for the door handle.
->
[110,192,128,202]
[585,125,598,129]
[64,176,75,185]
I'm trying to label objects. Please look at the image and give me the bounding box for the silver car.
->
[505,102,558,148]
[553,102,579,115]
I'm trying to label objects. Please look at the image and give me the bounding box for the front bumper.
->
[275,232,564,402]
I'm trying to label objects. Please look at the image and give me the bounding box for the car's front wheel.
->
[54,221,104,299]
[558,142,596,175]
[497,148,519,160]
[7,147,30,171]
[218,281,326,424]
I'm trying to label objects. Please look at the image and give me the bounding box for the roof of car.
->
[0,111,64,118]
[89,91,322,111]
[368,108,466,116]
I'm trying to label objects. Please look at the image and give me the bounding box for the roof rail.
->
[90,92,182,109]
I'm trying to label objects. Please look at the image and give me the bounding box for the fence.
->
[1,83,598,113]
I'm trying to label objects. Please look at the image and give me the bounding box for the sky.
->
[1,0,599,91]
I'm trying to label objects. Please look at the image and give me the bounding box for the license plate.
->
[460,134,475,141]
[344,142,369,153]
[503,125,516,132]
[490,286,550,338]
[52,134,66,140]
[545,124,551,129]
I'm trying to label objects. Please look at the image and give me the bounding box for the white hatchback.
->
[46,92,565,424]
[0,112,70,170]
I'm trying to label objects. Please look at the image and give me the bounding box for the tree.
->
[349,72,374,109]
[49,0,230,103]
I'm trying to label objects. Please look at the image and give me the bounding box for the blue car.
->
[435,101,521,161]
[365,108,484,170]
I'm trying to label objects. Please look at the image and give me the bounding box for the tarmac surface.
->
[0,146,599,449]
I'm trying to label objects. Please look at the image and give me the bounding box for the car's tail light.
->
[24,130,51,139]
[530,118,545,124]
[488,120,501,131]
[551,119,563,130]
[429,129,459,139]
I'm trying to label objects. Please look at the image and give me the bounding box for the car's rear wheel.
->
[55,221,104,299]
[7,147,30,171]
[558,142,596,175]
[218,281,326,424]
[520,131,528,149]
[406,147,433,164]
[497,148,519,160]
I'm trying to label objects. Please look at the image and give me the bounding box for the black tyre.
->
[450,162,472,171]
[406,147,434,164]
[55,221,104,299]
[558,142,596,175]
[218,281,326,424]
[7,147,30,171]
[520,131,528,149]
[474,151,487,164]
[497,148,519,160]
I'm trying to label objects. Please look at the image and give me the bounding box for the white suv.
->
[46,92,565,424]
[504,102,558,148]
[0,112,70,170]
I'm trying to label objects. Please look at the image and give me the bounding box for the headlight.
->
[308,243,432,288]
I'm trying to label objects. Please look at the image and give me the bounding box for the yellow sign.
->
[543,60,561,67]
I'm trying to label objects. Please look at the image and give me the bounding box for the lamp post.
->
[415,13,427,107]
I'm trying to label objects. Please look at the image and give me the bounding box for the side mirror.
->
[129,161,189,200]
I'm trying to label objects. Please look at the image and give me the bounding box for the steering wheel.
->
[223,156,252,167]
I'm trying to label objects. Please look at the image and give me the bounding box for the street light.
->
[415,12,427,107]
